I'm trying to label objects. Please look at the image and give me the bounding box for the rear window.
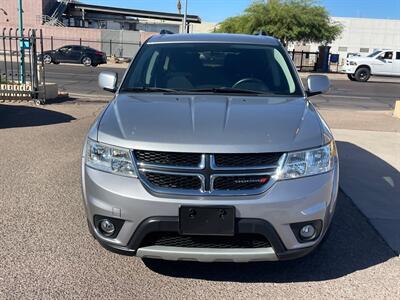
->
[122,43,302,96]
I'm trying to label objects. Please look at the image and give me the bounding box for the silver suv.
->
[82,34,339,262]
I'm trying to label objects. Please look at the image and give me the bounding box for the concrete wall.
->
[40,26,103,51]
[100,30,140,57]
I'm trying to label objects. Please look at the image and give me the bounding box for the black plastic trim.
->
[290,220,323,243]
[126,217,287,255]
[91,217,322,260]
[93,215,125,239]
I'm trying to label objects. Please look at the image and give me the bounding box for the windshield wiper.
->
[120,86,272,95]
[186,87,265,95]
[120,87,182,94]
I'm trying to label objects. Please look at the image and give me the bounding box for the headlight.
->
[348,61,357,66]
[85,139,136,177]
[278,141,336,180]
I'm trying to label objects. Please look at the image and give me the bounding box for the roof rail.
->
[160,30,174,35]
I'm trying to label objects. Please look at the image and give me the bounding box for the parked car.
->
[343,49,400,82]
[39,45,107,67]
[82,33,339,262]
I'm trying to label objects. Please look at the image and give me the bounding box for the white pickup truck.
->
[342,50,400,82]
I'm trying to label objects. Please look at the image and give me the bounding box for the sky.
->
[83,0,400,23]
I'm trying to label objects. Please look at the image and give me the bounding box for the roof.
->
[69,3,201,23]
[147,33,280,46]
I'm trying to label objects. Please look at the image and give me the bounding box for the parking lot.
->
[1,65,399,298]
[45,64,400,110]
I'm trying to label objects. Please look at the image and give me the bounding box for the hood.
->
[97,94,325,153]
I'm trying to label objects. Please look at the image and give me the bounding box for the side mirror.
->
[306,75,330,97]
[99,71,118,93]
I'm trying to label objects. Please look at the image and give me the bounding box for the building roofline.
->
[69,3,202,23]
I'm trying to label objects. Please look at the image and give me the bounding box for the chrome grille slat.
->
[133,151,285,196]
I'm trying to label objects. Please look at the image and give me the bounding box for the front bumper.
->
[82,161,339,262]
[341,65,357,74]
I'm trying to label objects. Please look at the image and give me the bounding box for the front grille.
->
[144,172,202,190]
[135,150,202,167]
[214,153,282,168]
[213,175,270,191]
[134,150,283,196]
[141,232,271,249]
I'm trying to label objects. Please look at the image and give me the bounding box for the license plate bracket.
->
[179,206,235,236]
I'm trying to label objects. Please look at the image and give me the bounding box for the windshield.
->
[121,42,303,96]
[368,50,382,58]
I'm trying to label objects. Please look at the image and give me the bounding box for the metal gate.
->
[289,50,319,72]
[0,28,46,104]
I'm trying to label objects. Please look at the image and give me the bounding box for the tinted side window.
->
[381,51,394,60]
[396,52,400,60]
[59,46,72,53]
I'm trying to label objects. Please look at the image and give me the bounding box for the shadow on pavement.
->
[45,96,110,105]
[0,104,75,129]
[337,141,400,254]
[144,190,396,282]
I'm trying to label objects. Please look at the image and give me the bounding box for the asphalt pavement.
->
[1,64,400,298]
[42,64,400,111]
[0,102,399,298]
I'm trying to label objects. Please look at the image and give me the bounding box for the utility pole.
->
[18,0,25,83]
[183,0,188,33]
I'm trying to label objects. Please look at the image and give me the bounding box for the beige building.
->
[289,17,400,60]
[329,17,400,56]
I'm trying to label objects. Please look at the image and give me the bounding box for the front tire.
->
[354,67,371,82]
[82,57,92,67]
[347,74,356,81]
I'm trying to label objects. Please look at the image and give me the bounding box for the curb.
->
[394,101,400,119]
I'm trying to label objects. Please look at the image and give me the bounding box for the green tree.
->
[217,0,342,46]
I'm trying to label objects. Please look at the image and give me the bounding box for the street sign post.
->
[18,0,26,83]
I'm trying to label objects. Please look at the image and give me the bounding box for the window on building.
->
[360,48,369,53]
[338,47,348,52]
[396,52,400,60]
